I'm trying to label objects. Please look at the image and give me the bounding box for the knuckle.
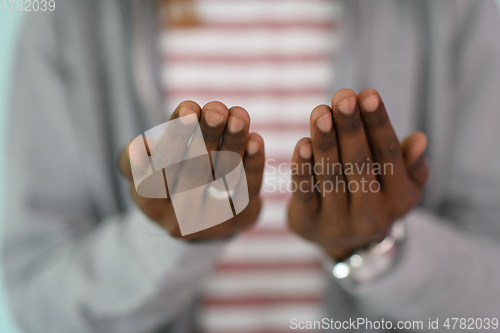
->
[365,113,388,128]
[202,130,222,144]
[376,139,400,159]
[222,133,246,151]
[356,154,370,166]
[293,188,316,203]
[349,154,371,176]
[224,139,245,151]
[318,175,347,194]
[337,116,362,134]
[315,136,337,152]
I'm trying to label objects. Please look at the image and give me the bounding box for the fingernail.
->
[316,113,333,133]
[228,116,245,133]
[336,97,356,116]
[179,107,198,125]
[246,140,260,155]
[362,95,379,112]
[205,110,226,127]
[299,144,312,160]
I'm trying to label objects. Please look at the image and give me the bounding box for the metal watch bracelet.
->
[325,220,407,284]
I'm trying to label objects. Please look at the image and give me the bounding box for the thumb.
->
[400,132,429,189]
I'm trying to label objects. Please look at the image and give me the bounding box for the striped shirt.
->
[161,0,344,331]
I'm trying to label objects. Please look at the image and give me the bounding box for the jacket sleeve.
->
[1,8,226,333]
[339,0,500,322]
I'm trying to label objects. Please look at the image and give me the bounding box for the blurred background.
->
[0,9,23,333]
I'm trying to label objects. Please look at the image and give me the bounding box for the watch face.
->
[333,262,350,279]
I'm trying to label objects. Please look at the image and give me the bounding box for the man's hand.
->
[119,101,265,240]
[288,89,428,261]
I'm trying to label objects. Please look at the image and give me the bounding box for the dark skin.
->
[288,88,428,261]
[119,100,266,240]
[118,89,428,258]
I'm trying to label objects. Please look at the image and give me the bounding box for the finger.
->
[170,100,203,121]
[358,89,409,195]
[199,101,229,153]
[213,106,251,186]
[209,107,251,222]
[124,101,202,182]
[288,138,319,238]
[157,101,206,194]
[401,131,427,165]
[401,132,428,189]
[309,104,348,209]
[331,89,377,203]
[219,106,250,157]
[118,142,133,179]
[243,133,265,198]
[157,100,203,162]
[119,137,154,180]
[192,133,264,239]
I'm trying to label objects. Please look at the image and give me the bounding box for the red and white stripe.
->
[161,0,344,331]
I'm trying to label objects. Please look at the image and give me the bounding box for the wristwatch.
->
[325,220,406,284]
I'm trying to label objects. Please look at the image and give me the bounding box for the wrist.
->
[324,220,406,284]
[325,230,389,262]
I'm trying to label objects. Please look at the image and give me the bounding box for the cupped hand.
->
[119,101,265,240]
[288,89,428,261]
